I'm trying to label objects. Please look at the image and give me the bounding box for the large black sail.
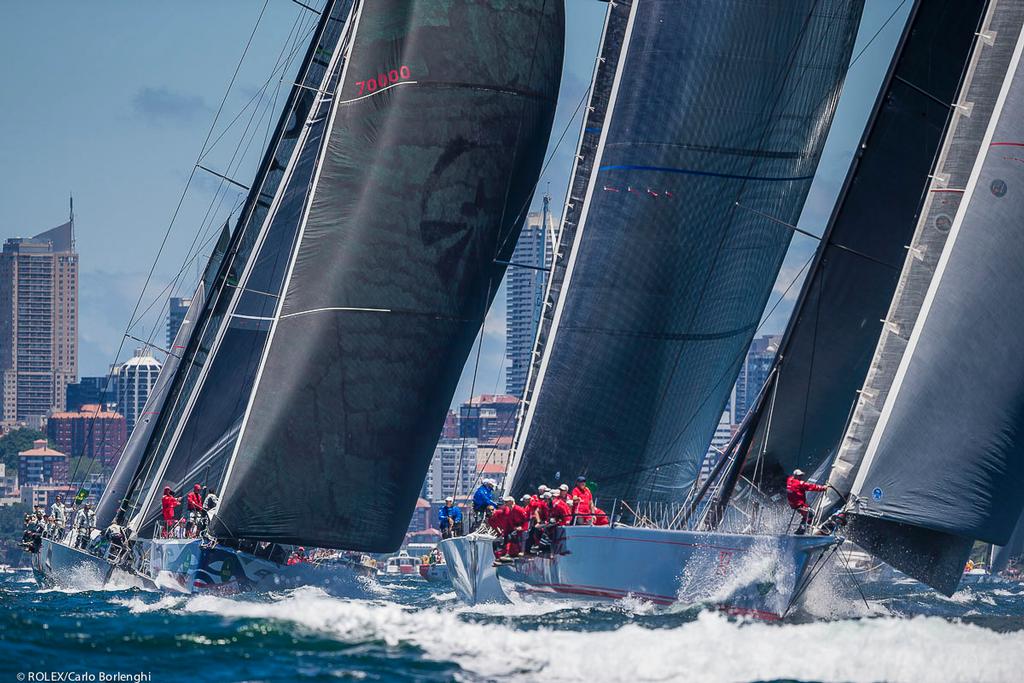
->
[213,0,565,551]
[830,0,1024,595]
[737,0,988,485]
[122,2,357,532]
[509,0,862,504]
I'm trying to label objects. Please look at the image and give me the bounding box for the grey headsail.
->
[508,0,863,504]
[827,0,1024,595]
[213,0,565,552]
[121,1,358,533]
[736,0,988,487]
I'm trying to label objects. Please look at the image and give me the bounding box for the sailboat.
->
[31,0,565,592]
[441,0,865,618]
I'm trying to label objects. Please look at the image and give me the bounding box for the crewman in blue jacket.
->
[471,478,500,531]
[438,496,464,539]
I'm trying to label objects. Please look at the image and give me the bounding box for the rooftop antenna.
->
[69,194,75,251]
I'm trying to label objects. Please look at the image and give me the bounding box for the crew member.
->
[287,547,308,566]
[786,469,826,534]
[472,478,499,530]
[161,486,180,538]
[73,502,96,549]
[550,491,573,527]
[571,476,593,525]
[50,495,67,538]
[438,496,464,539]
[488,496,513,562]
[186,484,205,537]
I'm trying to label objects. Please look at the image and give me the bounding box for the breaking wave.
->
[174,587,1024,683]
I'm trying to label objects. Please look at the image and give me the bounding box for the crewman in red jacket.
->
[186,484,205,537]
[786,469,826,534]
[571,476,593,524]
[488,495,517,561]
[161,487,180,538]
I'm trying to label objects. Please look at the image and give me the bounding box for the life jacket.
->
[550,498,572,526]
[161,494,179,520]
[786,476,826,509]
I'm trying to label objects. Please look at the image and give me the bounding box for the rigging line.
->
[454,279,495,501]
[133,12,304,340]
[196,164,251,191]
[492,81,591,260]
[69,2,272,492]
[848,0,910,70]
[487,0,552,266]
[289,0,321,14]
[117,6,348,524]
[493,259,551,273]
[199,11,319,162]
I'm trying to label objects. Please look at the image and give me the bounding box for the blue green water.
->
[2,568,1024,682]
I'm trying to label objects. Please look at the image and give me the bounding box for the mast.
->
[508,0,864,504]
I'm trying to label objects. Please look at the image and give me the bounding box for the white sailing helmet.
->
[483,478,496,487]
[520,494,532,503]
[793,469,805,477]
[445,496,454,503]
[503,495,515,503]
[559,484,569,492]
[538,485,549,493]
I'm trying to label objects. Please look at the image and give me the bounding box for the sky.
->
[0,0,912,407]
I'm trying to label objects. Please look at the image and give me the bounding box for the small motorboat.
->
[381,550,420,578]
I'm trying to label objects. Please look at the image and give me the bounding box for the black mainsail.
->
[732,0,989,487]
[211,0,565,551]
[826,0,1024,594]
[507,0,863,504]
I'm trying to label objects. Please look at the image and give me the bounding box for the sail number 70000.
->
[355,66,412,96]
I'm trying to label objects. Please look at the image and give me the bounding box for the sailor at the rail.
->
[471,478,499,531]
[438,496,463,539]
[786,469,826,535]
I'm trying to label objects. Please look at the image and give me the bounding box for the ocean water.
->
[2,568,1024,683]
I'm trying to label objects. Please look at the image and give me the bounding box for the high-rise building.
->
[0,212,78,427]
[47,404,128,469]
[65,376,116,413]
[116,348,162,432]
[505,195,554,399]
[421,438,477,502]
[459,394,519,441]
[733,335,781,423]
[167,296,192,350]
